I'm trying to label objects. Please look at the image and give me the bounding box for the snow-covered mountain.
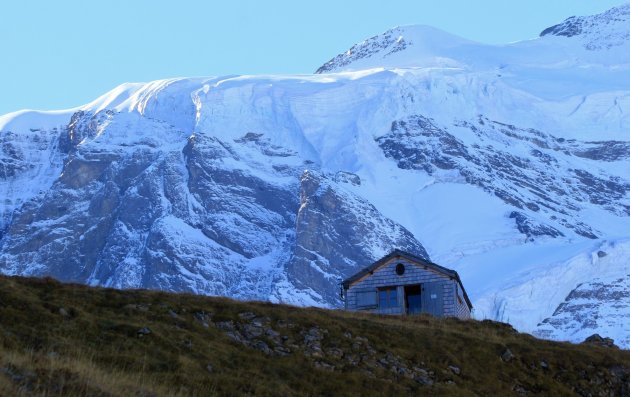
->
[1,5,629,347]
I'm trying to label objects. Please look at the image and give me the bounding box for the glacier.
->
[1,4,629,347]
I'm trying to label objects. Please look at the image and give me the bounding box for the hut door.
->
[404,285,422,314]
[421,282,444,317]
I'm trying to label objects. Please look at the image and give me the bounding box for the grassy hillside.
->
[0,276,628,396]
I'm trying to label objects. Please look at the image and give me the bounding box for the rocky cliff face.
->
[534,240,630,348]
[289,170,427,303]
[376,114,628,240]
[1,5,629,347]
[536,275,630,348]
[0,105,429,307]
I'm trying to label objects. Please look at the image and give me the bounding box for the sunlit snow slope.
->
[1,4,629,347]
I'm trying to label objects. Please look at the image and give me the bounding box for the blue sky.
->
[1,0,626,115]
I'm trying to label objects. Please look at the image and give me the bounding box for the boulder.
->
[582,334,618,349]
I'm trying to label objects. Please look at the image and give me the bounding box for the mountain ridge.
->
[317,3,630,74]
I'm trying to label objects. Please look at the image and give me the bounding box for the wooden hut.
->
[342,250,472,319]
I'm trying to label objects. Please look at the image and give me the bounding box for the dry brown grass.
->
[0,275,628,396]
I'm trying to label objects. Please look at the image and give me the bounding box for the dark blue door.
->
[405,285,422,314]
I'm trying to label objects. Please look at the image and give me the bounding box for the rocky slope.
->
[1,5,629,347]
[1,275,628,396]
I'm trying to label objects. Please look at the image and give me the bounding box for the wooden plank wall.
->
[454,282,472,319]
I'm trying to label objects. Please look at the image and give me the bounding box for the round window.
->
[395,263,405,275]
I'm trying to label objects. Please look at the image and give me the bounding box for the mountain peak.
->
[315,25,473,74]
[540,3,630,50]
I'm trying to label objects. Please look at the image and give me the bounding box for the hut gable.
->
[342,250,472,319]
